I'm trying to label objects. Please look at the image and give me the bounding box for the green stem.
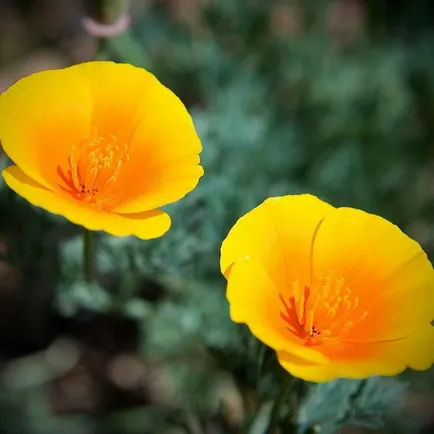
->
[89,0,129,24]
[265,376,293,434]
[83,229,94,282]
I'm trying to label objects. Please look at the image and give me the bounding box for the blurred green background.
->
[0,0,434,433]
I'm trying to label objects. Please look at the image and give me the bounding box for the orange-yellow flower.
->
[221,194,434,382]
[0,61,203,239]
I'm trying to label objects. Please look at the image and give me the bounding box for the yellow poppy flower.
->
[0,61,203,239]
[221,194,434,382]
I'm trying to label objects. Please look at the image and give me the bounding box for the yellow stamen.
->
[59,127,130,209]
[279,272,364,346]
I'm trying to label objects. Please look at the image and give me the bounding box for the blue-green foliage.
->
[297,378,408,434]
[1,1,434,433]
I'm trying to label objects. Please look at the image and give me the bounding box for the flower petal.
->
[0,61,203,212]
[111,160,204,214]
[277,350,405,383]
[74,61,203,213]
[3,166,170,240]
[311,207,434,342]
[0,65,92,190]
[222,196,434,382]
[227,257,329,365]
[385,324,434,371]
[221,195,335,291]
[278,325,434,382]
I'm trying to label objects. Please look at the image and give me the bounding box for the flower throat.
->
[279,273,367,346]
[58,127,130,208]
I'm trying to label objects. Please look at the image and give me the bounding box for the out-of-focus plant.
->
[1,0,434,433]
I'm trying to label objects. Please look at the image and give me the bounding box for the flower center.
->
[58,128,130,209]
[279,273,368,346]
